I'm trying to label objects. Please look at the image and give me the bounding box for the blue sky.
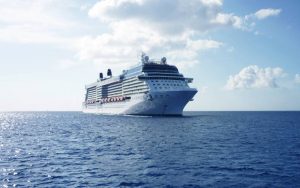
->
[0,0,299,111]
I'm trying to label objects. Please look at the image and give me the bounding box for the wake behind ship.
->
[82,54,197,115]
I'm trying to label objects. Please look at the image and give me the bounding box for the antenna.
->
[136,50,144,59]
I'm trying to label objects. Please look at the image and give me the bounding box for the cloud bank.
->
[80,0,235,67]
[88,0,243,34]
[0,0,282,69]
[76,0,281,67]
[225,65,284,90]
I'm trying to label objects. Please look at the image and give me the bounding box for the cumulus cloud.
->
[295,74,300,84]
[0,0,283,69]
[75,15,224,68]
[225,65,284,90]
[212,13,243,29]
[88,0,243,34]
[75,27,222,69]
[254,8,281,20]
[79,0,244,68]
[82,0,283,67]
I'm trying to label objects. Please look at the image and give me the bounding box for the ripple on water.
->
[0,111,300,187]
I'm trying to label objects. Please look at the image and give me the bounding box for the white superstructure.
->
[82,54,197,116]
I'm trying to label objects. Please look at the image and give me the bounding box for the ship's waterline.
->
[83,89,197,115]
[83,53,197,115]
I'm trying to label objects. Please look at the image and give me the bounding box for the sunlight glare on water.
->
[0,112,300,187]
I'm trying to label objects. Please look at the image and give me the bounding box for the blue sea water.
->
[0,112,300,188]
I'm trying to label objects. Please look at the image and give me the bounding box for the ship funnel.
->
[144,56,149,63]
[161,57,167,64]
[107,69,112,77]
[99,72,103,79]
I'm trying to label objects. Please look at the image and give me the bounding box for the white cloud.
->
[295,74,300,84]
[0,1,68,27]
[0,0,79,44]
[187,39,223,51]
[80,0,237,68]
[225,65,284,90]
[164,39,222,69]
[88,0,243,34]
[254,8,281,20]
[243,8,282,32]
[75,18,223,69]
[0,0,283,69]
[212,13,244,29]
[84,1,283,67]
[200,0,223,6]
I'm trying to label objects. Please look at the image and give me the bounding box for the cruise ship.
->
[82,53,197,115]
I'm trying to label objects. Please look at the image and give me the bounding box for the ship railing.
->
[144,59,165,64]
[138,75,185,80]
[145,73,184,77]
[185,77,193,83]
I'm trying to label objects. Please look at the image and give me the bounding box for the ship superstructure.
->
[82,54,197,115]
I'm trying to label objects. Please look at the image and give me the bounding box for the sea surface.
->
[0,112,300,187]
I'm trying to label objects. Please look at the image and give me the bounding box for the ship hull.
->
[82,89,197,116]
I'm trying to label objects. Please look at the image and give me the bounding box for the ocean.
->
[0,111,300,187]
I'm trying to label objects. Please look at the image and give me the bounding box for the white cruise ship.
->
[82,53,197,116]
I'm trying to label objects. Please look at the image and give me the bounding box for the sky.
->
[0,0,300,111]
